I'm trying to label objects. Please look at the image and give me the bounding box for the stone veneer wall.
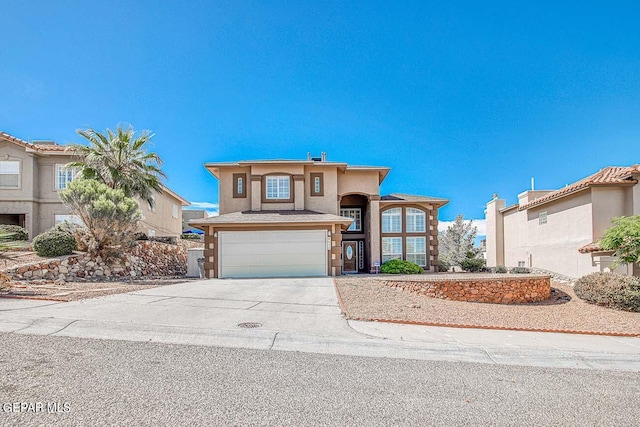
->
[4,241,187,282]
[382,274,551,304]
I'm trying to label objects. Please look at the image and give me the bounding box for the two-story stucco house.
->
[0,131,189,239]
[189,153,448,278]
[485,165,640,278]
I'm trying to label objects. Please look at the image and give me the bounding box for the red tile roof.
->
[0,131,72,153]
[520,165,640,210]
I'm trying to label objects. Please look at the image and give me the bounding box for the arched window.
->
[406,208,426,232]
[381,208,402,233]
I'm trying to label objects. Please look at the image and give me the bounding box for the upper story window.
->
[539,211,547,225]
[150,195,157,212]
[266,176,290,200]
[172,203,179,219]
[406,208,426,232]
[382,208,402,233]
[340,208,362,232]
[233,173,247,198]
[55,164,79,190]
[0,160,20,188]
[310,172,323,196]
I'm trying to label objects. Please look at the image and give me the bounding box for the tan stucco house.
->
[485,165,640,278]
[189,153,448,278]
[0,131,189,239]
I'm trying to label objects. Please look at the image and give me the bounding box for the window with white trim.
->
[382,208,402,233]
[54,214,84,226]
[406,208,426,232]
[382,237,403,263]
[406,236,427,266]
[172,204,179,219]
[0,160,20,188]
[55,164,78,190]
[340,208,362,232]
[266,176,290,200]
[148,229,156,237]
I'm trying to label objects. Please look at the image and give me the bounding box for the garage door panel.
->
[219,230,327,278]
[222,242,325,257]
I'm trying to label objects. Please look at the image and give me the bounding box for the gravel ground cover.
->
[334,275,640,336]
[1,278,189,301]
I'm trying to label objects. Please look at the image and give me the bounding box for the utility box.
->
[187,248,205,278]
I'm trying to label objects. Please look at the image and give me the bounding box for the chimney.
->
[321,152,326,162]
[307,152,311,161]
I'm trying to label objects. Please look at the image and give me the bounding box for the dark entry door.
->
[342,241,357,273]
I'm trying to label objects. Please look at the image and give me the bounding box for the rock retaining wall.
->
[4,241,187,282]
[382,274,551,304]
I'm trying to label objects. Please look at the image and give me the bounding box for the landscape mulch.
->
[334,275,640,337]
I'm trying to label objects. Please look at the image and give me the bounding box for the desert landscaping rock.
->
[335,275,640,336]
[2,240,187,283]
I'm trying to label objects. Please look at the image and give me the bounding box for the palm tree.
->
[67,125,167,207]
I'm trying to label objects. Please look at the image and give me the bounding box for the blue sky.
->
[2,1,639,238]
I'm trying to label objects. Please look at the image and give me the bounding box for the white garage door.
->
[218,230,328,278]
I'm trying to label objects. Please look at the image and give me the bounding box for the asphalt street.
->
[1,333,639,426]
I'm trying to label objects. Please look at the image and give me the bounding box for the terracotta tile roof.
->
[0,131,72,153]
[381,193,449,206]
[188,210,354,226]
[577,242,616,254]
[33,144,70,152]
[0,132,33,149]
[520,165,640,210]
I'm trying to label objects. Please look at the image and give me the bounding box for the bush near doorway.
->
[381,259,424,274]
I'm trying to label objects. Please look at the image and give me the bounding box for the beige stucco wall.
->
[0,141,36,202]
[138,190,185,238]
[218,167,251,214]
[484,198,506,267]
[633,175,640,215]
[591,186,630,240]
[502,191,594,278]
[305,166,339,214]
[338,170,380,196]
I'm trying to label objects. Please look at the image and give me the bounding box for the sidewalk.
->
[1,278,639,372]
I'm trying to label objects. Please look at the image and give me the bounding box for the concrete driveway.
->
[0,277,357,338]
[1,277,640,371]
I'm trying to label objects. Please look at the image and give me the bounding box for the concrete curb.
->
[347,316,640,338]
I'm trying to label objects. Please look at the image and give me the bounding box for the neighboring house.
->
[0,131,189,239]
[182,209,209,232]
[189,153,448,278]
[485,165,640,278]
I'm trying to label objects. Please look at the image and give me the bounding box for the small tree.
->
[439,215,478,266]
[600,215,640,267]
[67,125,166,208]
[59,179,141,260]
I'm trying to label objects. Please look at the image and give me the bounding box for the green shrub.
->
[437,259,451,272]
[574,272,640,312]
[181,233,201,240]
[509,267,531,274]
[381,259,424,274]
[32,228,77,257]
[460,258,485,272]
[493,265,508,273]
[0,225,28,241]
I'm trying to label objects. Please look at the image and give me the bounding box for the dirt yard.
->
[334,275,640,336]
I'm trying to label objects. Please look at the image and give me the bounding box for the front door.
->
[342,241,357,273]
